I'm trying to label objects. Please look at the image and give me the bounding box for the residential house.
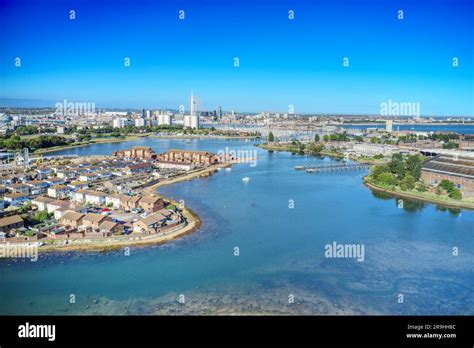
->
[46,177,66,186]
[78,173,100,183]
[98,220,124,235]
[46,199,70,214]
[82,213,107,229]
[138,195,165,213]
[132,212,167,234]
[120,195,141,211]
[47,185,72,199]
[35,168,52,179]
[4,193,29,206]
[26,180,49,195]
[60,211,84,229]
[84,191,106,205]
[56,169,77,180]
[67,181,89,191]
[0,215,24,232]
[105,194,122,209]
[7,183,30,194]
[31,196,53,211]
[123,162,154,175]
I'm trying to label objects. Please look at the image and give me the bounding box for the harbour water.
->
[1,138,473,315]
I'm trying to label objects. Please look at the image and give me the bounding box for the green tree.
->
[439,179,456,192]
[323,135,329,142]
[268,132,274,142]
[416,181,428,192]
[401,174,416,191]
[388,153,406,179]
[314,134,320,142]
[370,164,390,180]
[405,155,422,180]
[376,172,398,186]
[449,188,462,200]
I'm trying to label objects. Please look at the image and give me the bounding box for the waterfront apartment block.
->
[113,146,156,159]
[157,149,220,166]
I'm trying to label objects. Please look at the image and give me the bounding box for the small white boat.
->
[242,177,251,183]
[225,167,232,172]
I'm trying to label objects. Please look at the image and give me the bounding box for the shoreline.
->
[34,134,260,155]
[258,143,384,165]
[259,144,474,211]
[364,179,474,211]
[36,206,202,253]
[33,136,143,155]
[141,161,235,195]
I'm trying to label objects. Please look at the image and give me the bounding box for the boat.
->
[295,165,305,170]
[225,167,232,172]
[242,177,251,183]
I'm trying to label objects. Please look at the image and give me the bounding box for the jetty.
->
[295,163,371,173]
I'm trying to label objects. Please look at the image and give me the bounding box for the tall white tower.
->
[187,91,199,129]
[190,91,195,117]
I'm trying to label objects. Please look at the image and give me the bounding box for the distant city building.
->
[351,143,397,157]
[157,114,172,126]
[184,92,199,129]
[113,118,126,128]
[385,120,393,133]
[135,118,145,127]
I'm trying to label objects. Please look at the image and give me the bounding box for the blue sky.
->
[0,0,473,116]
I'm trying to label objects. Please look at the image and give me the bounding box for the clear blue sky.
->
[0,0,473,116]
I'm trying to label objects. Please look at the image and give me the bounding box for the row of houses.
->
[72,190,165,212]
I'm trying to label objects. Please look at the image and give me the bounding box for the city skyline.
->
[1,0,473,116]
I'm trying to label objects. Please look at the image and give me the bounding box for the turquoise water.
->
[0,138,473,315]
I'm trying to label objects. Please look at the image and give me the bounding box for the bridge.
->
[295,163,371,173]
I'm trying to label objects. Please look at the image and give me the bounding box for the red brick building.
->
[113,146,156,159]
[157,149,219,166]
[421,154,474,195]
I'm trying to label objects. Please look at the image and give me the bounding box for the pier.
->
[295,163,371,173]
